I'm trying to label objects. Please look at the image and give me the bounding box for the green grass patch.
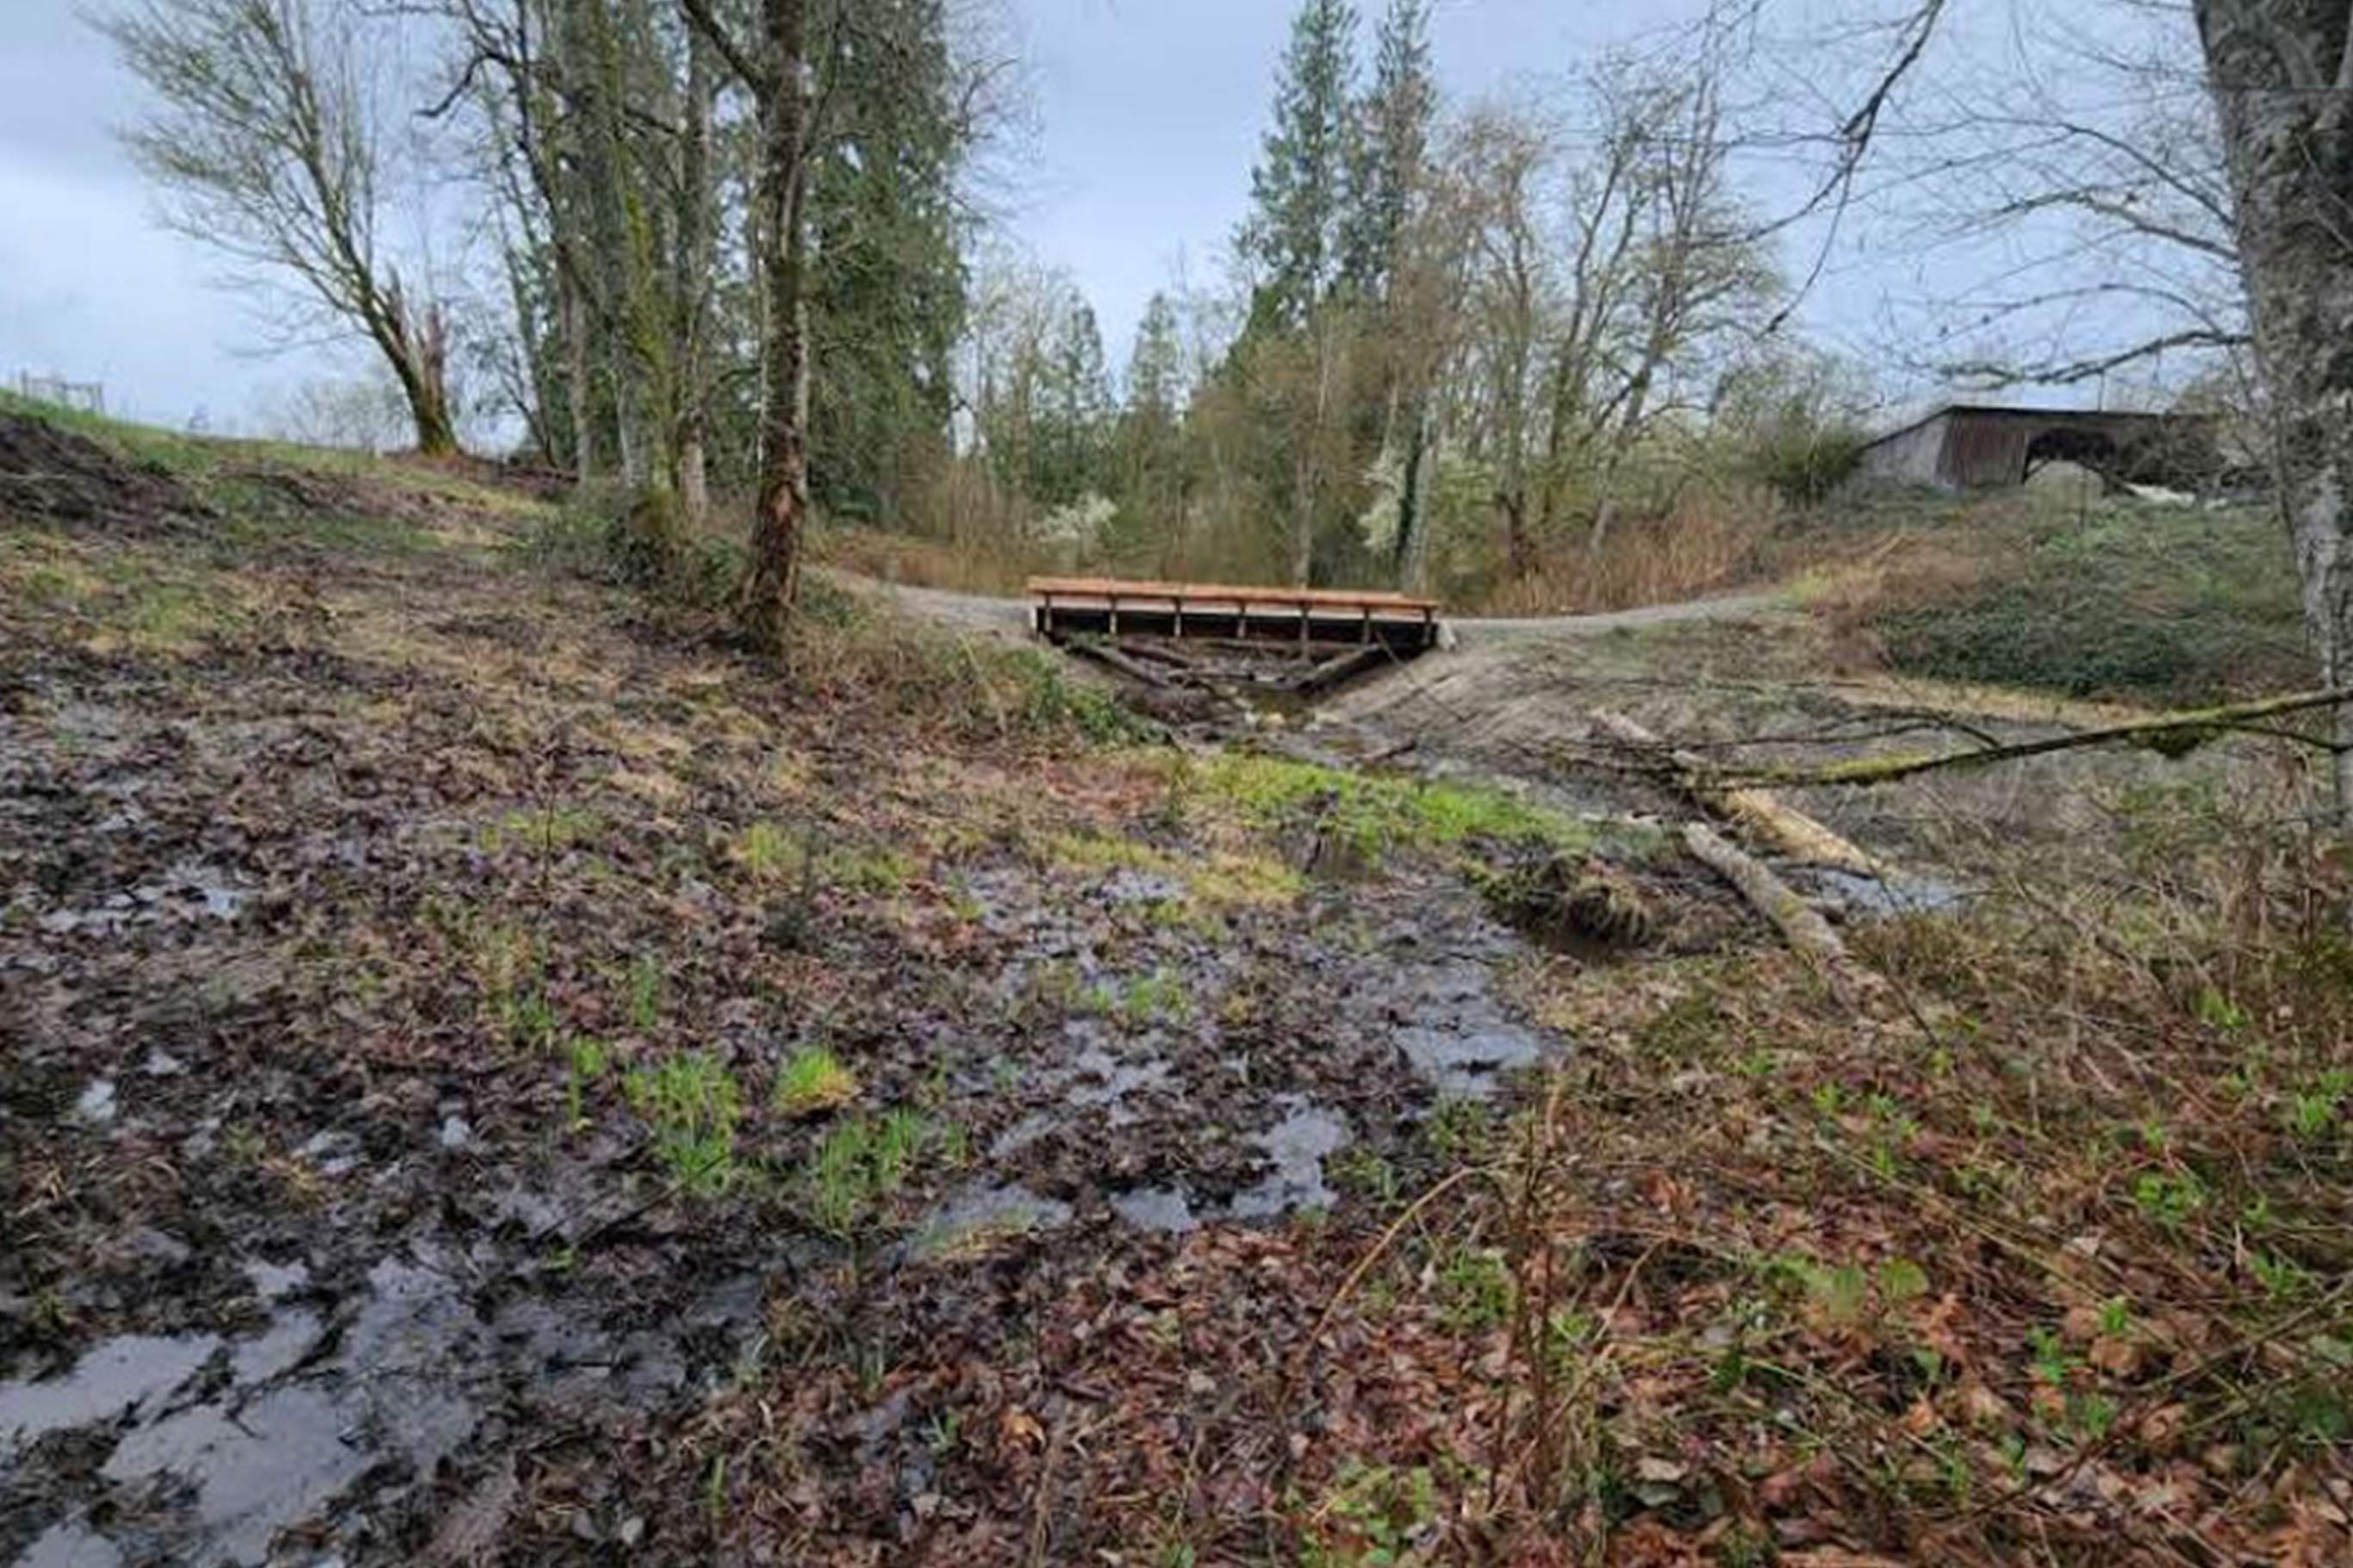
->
[1,532,247,653]
[1086,967,1193,1028]
[775,1046,858,1118]
[731,820,803,878]
[731,822,917,897]
[1199,751,1593,864]
[1046,831,1304,911]
[625,1051,744,1198]
[479,806,600,856]
[804,1109,955,1235]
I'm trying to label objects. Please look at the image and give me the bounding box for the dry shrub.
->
[806,453,1056,595]
[1782,526,1986,669]
[809,524,1043,596]
[1472,491,1779,615]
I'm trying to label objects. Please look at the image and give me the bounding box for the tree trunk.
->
[1499,488,1531,581]
[2194,0,2353,815]
[740,0,810,651]
[1291,447,1317,586]
[569,0,653,491]
[379,280,458,457]
[1393,395,1433,592]
[1587,361,1655,559]
[673,18,715,530]
[391,355,458,457]
[563,275,595,482]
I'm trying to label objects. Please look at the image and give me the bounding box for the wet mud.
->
[3,566,1585,1565]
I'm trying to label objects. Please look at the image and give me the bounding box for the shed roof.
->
[1857,402,2198,455]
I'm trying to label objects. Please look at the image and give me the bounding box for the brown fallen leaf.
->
[1000,1407,1045,1449]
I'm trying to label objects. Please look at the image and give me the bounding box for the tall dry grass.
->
[808,525,1044,595]
[1468,493,1782,615]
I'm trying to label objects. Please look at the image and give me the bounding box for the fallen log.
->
[1067,638,1171,689]
[1593,709,1894,878]
[1293,644,1391,697]
[1718,684,2353,790]
[1683,822,1875,994]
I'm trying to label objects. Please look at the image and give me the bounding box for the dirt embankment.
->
[0,413,215,538]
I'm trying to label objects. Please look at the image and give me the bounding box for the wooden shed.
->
[1853,404,2219,492]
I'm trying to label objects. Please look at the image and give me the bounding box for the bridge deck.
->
[1026,576,1441,651]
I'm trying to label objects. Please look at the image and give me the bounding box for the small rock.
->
[617,1516,645,1547]
[439,1116,474,1150]
[296,1129,362,1176]
[75,1079,118,1124]
[125,1227,191,1266]
[142,1049,187,1077]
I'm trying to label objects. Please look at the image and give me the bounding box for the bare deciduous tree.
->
[1420,62,1770,579]
[103,0,463,455]
[1874,1,2248,397]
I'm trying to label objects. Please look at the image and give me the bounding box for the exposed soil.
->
[0,416,214,540]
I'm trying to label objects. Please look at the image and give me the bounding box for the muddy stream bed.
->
[3,749,1566,1567]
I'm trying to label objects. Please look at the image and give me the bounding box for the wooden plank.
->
[1024,575,1439,613]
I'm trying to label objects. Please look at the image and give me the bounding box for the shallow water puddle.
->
[1799,866,1967,918]
[14,1521,121,1568]
[950,851,1565,1237]
[2,1249,505,1566]
[1108,1185,1199,1232]
[911,1183,1076,1257]
[0,1335,221,1448]
[1356,897,1552,1099]
[1228,1098,1348,1218]
[33,862,247,937]
[99,1386,368,1566]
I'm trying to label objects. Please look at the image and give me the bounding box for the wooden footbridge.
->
[1026,576,1442,654]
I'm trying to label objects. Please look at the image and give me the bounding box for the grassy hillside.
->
[1798,485,2311,706]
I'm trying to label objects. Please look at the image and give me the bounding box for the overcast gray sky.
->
[1,0,2169,435]
[1008,1,1703,358]
[0,0,1771,432]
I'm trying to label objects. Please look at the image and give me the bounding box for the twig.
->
[1294,1163,1486,1382]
